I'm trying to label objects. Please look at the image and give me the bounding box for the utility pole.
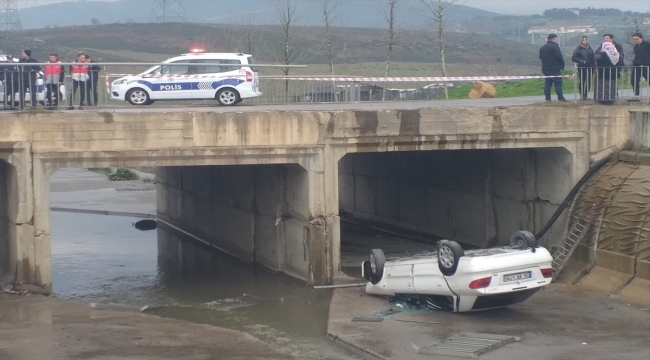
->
[0,0,21,31]
[150,0,188,23]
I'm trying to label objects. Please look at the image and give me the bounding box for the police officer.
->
[1,55,19,109]
[18,49,41,109]
[44,53,65,108]
[84,54,101,106]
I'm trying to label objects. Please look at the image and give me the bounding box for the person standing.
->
[594,34,620,104]
[84,54,101,106]
[539,33,567,102]
[1,55,19,108]
[632,33,650,100]
[571,35,595,100]
[70,53,89,109]
[43,53,65,108]
[18,49,40,109]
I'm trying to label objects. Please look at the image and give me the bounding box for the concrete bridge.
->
[0,100,636,289]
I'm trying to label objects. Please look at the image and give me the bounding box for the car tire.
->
[369,249,386,285]
[126,88,150,106]
[438,240,464,276]
[216,88,240,106]
[509,231,537,249]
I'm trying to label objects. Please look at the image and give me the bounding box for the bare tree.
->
[420,0,464,99]
[380,0,404,100]
[274,0,300,100]
[319,0,345,76]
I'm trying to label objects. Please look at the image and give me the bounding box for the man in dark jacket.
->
[18,49,41,108]
[539,33,567,102]
[1,55,19,108]
[84,54,101,106]
[632,33,650,99]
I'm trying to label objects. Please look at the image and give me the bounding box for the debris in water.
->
[374,308,402,317]
[134,219,157,231]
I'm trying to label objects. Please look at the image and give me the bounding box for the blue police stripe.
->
[137,79,245,91]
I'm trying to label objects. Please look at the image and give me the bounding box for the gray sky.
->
[17,0,650,14]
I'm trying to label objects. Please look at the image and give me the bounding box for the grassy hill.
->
[0,22,543,77]
[16,0,497,30]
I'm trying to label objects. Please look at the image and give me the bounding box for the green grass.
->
[446,74,576,100]
[108,168,139,181]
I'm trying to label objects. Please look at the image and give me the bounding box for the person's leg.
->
[45,83,52,106]
[543,72,552,101]
[579,69,588,99]
[79,81,87,107]
[52,83,59,107]
[28,75,37,106]
[554,76,565,100]
[72,80,79,106]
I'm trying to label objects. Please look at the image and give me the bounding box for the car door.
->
[190,59,243,100]
[142,60,191,100]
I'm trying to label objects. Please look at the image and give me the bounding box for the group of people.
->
[540,32,650,104]
[1,49,101,109]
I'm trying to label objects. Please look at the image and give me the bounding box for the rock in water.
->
[134,219,157,231]
[468,81,497,99]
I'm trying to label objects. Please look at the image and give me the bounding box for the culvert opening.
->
[337,147,574,278]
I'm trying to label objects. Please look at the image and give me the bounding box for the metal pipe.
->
[313,283,366,289]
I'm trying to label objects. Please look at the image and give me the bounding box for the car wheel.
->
[126,88,150,106]
[369,249,386,285]
[216,88,240,106]
[438,240,464,276]
[509,231,537,249]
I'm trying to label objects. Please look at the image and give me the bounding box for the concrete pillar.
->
[0,143,36,288]
[629,110,650,148]
[31,157,56,289]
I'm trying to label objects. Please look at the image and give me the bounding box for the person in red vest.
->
[69,53,90,109]
[44,53,65,108]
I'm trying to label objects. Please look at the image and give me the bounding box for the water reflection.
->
[51,211,360,360]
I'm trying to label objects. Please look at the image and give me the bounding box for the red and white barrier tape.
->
[104,73,572,89]
[105,73,110,92]
[263,75,571,82]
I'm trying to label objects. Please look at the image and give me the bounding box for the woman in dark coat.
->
[571,35,595,100]
[594,34,620,104]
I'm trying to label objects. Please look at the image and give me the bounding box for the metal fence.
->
[1,62,648,111]
[572,65,650,103]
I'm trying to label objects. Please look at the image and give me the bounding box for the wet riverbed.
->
[50,169,361,360]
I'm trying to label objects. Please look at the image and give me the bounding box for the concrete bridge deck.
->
[0,101,639,290]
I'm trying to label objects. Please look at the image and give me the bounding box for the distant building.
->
[568,8,580,16]
[528,25,597,35]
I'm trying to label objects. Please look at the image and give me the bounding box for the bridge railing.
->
[1,62,647,110]
[570,65,650,103]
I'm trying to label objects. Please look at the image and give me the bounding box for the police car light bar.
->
[190,48,205,53]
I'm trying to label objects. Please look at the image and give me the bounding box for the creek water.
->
[50,169,361,360]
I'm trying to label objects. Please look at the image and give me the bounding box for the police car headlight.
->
[112,79,127,85]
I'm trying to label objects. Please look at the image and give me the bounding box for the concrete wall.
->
[156,164,316,281]
[339,148,573,248]
[0,160,17,284]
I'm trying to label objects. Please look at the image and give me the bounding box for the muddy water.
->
[50,169,361,360]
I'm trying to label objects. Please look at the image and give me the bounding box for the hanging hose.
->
[535,156,610,244]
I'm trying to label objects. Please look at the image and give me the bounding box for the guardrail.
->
[1,62,647,110]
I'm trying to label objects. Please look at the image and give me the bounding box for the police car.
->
[0,54,67,105]
[111,50,261,106]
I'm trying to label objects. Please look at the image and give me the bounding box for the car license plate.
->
[503,271,531,282]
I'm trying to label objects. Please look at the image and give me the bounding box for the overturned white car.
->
[362,231,553,312]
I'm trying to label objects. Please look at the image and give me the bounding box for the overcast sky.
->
[18,0,650,15]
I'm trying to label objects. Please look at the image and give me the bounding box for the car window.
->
[157,60,190,75]
[246,56,257,72]
[190,59,241,74]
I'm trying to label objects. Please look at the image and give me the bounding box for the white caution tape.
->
[263,75,571,82]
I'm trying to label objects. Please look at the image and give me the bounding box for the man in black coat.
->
[539,33,567,102]
[632,32,650,99]
[18,49,41,108]
[84,54,101,106]
[1,55,19,108]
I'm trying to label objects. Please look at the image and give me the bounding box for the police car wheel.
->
[216,88,240,106]
[127,88,150,106]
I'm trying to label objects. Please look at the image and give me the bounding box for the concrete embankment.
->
[0,293,296,360]
[327,284,650,360]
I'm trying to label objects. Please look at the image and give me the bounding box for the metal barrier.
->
[6,61,646,110]
[572,65,650,103]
